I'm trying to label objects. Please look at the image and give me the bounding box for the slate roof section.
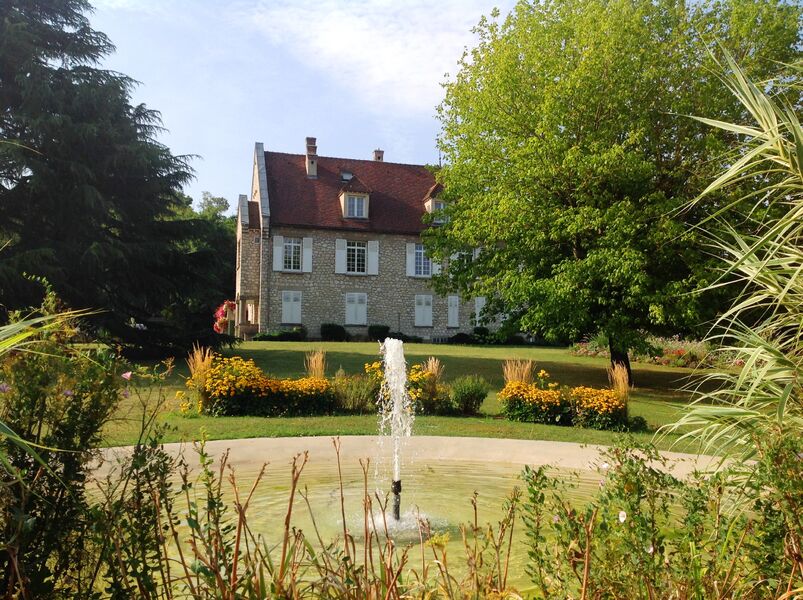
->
[264,151,436,234]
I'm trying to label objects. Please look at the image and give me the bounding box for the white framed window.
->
[283,237,302,271]
[433,200,447,224]
[346,240,367,274]
[273,236,312,272]
[281,291,302,324]
[246,301,255,324]
[414,243,431,277]
[345,292,367,325]
[414,294,433,327]
[346,195,366,218]
[447,295,459,328]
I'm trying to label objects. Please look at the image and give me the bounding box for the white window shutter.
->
[335,239,346,274]
[302,237,313,272]
[415,295,433,327]
[406,243,415,276]
[282,291,302,323]
[344,294,353,324]
[292,291,302,323]
[357,293,367,324]
[474,296,487,321]
[447,295,459,328]
[281,291,291,323]
[367,240,379,275]
[272,235,284,271]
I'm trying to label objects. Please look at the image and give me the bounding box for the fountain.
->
[377,338,414,520]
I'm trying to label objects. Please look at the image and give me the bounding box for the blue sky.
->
[91,0,514,209]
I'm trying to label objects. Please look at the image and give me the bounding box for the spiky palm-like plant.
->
[669,53,803,463]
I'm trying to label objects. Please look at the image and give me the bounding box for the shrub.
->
[498,381,571,424]
[202,355,267,415]
[365,359,452,414]
[367,324,390,341]
[202,355,336,416]
[331,372,377,413]
[472,326,491,343]
[0,298,122,596]
[569,386,627,430]
[449,375,489,415]
[253,325,307,341]
[320,323,349,341]
[388,331,423,343]
[448,332,475,344]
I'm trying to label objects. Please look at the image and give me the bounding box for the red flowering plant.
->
[213,300,236,334]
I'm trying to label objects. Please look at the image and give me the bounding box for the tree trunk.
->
[608,340,633,387]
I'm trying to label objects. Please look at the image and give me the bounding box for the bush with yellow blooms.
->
[195,355,335,416]
[499,368,627,430]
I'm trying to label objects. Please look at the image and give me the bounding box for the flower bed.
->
[187,355,336,416]
[498,381,571,424]
[499,373,626,430]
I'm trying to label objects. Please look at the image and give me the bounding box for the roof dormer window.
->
[425,198,448,224]
[341,192,368,219]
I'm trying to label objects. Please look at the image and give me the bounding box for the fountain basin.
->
[98,436,712,590]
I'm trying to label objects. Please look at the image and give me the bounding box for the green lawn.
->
[104,342,705,450]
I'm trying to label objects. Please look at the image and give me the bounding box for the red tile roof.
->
[264,151,436,234]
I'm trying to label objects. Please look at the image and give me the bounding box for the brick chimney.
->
[373,148,384,162]
[305,136,318,178]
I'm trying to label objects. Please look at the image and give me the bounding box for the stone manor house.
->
[234,137,485,340]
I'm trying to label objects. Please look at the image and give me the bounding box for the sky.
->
[90,0,515,209]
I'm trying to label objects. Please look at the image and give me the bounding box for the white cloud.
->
[236,0,511,117]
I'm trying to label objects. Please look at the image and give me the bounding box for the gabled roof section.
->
[264,151,436,234]
[424,182,443,200]
[339,174,371,195]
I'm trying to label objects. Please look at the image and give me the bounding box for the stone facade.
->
[262,227,476,340]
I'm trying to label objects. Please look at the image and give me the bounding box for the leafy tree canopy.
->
[0,1,234,353]
[427,0,801,371]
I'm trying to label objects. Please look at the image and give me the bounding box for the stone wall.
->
[263,227,477,340]
[234,221,262,336]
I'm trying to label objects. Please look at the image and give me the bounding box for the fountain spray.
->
[378,338,414,521]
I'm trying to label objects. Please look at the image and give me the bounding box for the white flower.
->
[618,511,627,523]
[647,545,654,554]
[601,462,610,470]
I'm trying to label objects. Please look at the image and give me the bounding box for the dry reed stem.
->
[502,359,534,384]
[305,349,327,379]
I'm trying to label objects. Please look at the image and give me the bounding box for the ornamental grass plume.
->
[503,359,534,384]
[186,343,213,410]
[422,356,444,383]
[305,348,327,379]
[607,363,631,404]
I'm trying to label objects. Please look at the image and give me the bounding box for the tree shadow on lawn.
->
[239,346,709,405]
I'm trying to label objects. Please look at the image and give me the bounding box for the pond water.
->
[226,448,602,592]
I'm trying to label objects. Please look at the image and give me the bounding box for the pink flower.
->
[121,371,132,381]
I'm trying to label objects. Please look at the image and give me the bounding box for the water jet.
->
[378,338,414,521]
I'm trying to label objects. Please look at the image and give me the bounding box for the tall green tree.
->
[0,1,229,353]
[428,0,801,379]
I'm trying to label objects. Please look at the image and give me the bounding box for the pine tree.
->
[0,1,229,352]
